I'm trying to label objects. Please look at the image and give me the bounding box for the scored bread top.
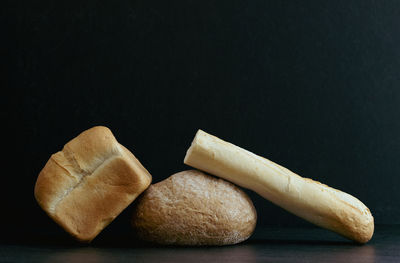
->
[34,126,152,242]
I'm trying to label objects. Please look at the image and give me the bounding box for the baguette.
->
[184,130,374,243]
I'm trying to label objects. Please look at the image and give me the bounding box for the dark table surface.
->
[1,225,399,262]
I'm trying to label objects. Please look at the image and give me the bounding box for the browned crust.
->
[131,170,257,246]
[34,126,152,242]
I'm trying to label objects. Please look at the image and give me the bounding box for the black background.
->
[3,0,400,241]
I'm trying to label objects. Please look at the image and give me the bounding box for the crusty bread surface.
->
[34,126,152,242]
[184,130,374,243]
[131,170,257,246]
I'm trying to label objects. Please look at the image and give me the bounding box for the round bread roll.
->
[131,170,257,246]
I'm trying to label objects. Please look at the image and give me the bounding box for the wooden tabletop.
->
[1,225,399,262]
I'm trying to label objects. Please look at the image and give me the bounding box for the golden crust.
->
[34,126,152,242]
[131,170,257,246]
[184,130,374,243]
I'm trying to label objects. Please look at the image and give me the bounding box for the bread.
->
[131,170,257,246]
[34,126,152,242]
[184,130,374,243]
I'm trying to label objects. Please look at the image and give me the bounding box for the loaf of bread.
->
[34,126,152,242]
[184,130,374,243]
[131,170,257,246]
